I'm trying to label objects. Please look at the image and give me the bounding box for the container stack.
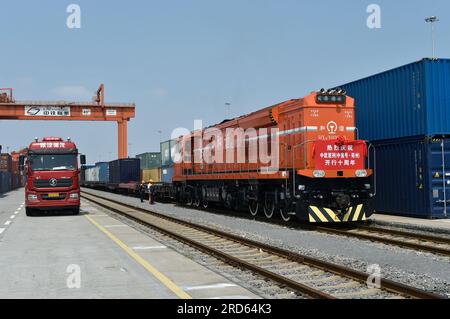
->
[160,140,176,184]
[338,58,450,219]
[136,152,161,183]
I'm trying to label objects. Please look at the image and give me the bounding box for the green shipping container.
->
[136,152,161,169]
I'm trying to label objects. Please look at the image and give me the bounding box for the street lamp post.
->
[225,103,231,119]
[425,16,439,60]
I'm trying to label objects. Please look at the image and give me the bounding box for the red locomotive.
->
[172,90,375,222]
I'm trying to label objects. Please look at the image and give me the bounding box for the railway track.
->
[81,191,443,299]
[313,225,450,257]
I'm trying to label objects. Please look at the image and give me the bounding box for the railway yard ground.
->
[0,187,448,299]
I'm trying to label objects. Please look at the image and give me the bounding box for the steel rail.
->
[81,191,444,299]
[315,225,450,257]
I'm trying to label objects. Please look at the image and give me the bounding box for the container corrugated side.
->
[161,165,174,184]
[141,168,161,183]
[372,135,450,219]
[338,58,450,141]
[95,162,110,183]
[161,140,177,166]
[136,152,161,169]
[0,171,12,193]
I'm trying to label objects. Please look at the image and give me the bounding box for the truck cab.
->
[21,137,86,216]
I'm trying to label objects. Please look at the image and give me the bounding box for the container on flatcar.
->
[161,140,177,167]
[136,152,161,170]
[109,158,140,184]
[338,58,450,141]
[161,166,174,184]
[0,171,12,193]
[371,135,450,219]
[95,162,110,183]
[141,168,161,183]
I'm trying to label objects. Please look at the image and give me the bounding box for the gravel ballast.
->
[82,188,450,297]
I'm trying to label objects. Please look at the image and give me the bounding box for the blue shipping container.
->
[95,162,110,183]
[338,58,450,141]
[372,136,450,219]
[109,159,140,184]
[161,166,174,184]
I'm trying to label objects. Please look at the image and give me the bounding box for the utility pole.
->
[225,103,231,119]
[425,16,439,60]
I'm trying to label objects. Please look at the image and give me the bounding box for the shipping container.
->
[109,158,140,184]
[161,165,174,184]
[84,167,98,182]
[372,135,450,219]
[0,153,12,172]
[337,58,450,141]
[95,162,110,183]
[0,171,12,193]
[141,168,161,183]
[161,140,178,167]
[136,152,161,170]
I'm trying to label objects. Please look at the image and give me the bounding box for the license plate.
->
[48,193,60,198]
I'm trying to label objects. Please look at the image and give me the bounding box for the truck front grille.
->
[34,178,73,188]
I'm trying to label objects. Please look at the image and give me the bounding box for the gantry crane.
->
[0,84,135,159]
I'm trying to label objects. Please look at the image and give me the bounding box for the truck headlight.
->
[70,193,79,199]
[356,170,368,178]
[313,170,326,178]
[27,194,38,201]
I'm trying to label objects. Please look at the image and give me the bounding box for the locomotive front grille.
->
[34,178,73,188]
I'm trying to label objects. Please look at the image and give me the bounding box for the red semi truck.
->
[20,137,86,216]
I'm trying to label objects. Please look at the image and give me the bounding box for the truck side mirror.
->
[19,155,25,171]
[80,154,86,166]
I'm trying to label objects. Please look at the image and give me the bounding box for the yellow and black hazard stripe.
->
[308,204,366,223]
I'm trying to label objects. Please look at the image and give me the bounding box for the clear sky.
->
[1,0,448,163]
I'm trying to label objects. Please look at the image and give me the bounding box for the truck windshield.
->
[30,154,77,171]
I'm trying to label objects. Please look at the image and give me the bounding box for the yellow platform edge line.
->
[85,215,192,299]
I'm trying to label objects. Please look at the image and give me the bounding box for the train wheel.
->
[249,200,259,217]
[263,200,275,219]
[186,194,193,206]
[193,198,201,207]
[202,200,209,209]
[280,207,291,222]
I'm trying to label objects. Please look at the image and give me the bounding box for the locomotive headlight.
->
[313,170,326,178]
[356,170,368,178]
[364,184,371,189]
[298,185,306,191]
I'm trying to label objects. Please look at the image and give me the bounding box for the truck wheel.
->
[26,208,35,217]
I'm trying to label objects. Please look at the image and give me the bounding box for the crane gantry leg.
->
[117,119,128,159]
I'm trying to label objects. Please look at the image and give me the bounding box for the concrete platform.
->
[370,213,450,234]
[0,189,259,299]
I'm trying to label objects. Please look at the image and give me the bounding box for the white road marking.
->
[132,246,167,250]
[4,221,11,226]
[14,211,19,215]
[0,228,5,234]
[104,225,127,228]
[183,283,238,291]
[10,215,16,219]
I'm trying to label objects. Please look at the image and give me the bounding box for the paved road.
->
[0,189,257,299]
